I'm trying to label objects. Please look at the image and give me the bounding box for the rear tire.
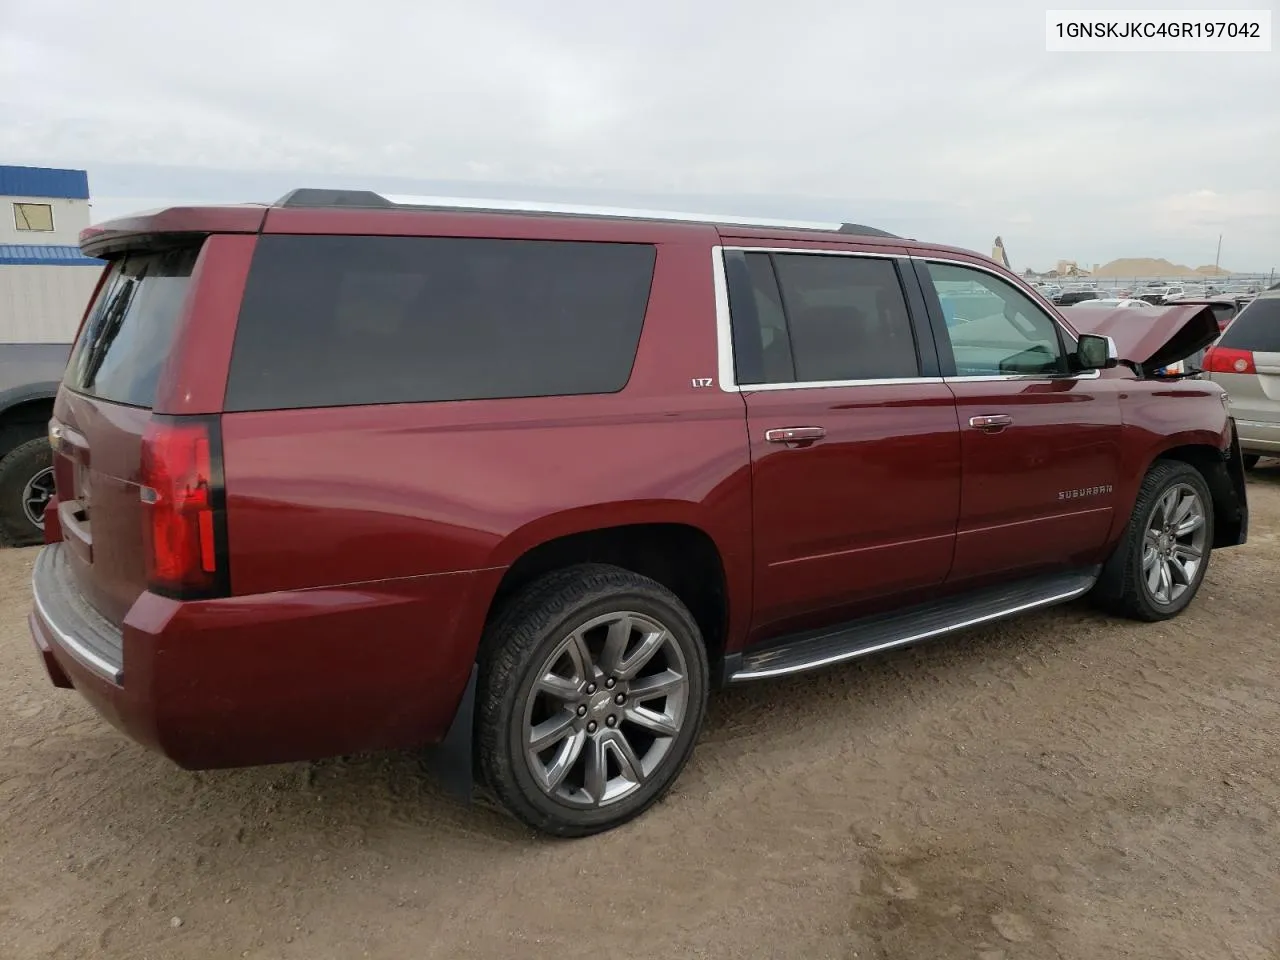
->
[1242,454,1260,470]
[476,564,709,837]
[0,436,54,547]
[1093,460,1214,622]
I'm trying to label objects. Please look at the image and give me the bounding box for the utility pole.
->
[1214,234,1222,272]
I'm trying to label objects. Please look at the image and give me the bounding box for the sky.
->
[1,0,1277,272]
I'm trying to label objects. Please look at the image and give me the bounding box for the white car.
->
[1163,285,1207,303]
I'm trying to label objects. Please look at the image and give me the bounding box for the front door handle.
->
[969,414,1013,431]
[765,426,826,445]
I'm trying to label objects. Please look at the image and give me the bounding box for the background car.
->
[1054,289,1101,306]
[1065,298,1153,310]
[1203,290,1280,469]
[1166,296,1244,333]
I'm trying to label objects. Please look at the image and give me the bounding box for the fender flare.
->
[0,383,59,414]
[0,385,59,456]
[480,500,723,571]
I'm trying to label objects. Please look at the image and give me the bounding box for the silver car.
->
[1205,290,1280,468]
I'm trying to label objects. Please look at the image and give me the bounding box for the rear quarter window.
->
[63,247,200,408]
[224,235,657,411]
[1219,298,1280,353]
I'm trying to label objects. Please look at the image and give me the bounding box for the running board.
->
[727,569,1099,683]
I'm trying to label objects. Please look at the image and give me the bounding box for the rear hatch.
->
[1204,297,1280,422]
[51,245,204,625]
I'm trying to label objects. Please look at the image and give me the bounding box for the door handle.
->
[765,426,826,445]
[969,414,1013,431]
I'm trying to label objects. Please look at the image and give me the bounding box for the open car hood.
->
[1067,303,1222,370]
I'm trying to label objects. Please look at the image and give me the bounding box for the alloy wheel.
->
[1141,482,1208,606]
[22,467,54,529]
[522,611,689,808]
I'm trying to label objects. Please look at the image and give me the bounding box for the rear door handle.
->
[765,426,826,444]
[969,414,1013,431]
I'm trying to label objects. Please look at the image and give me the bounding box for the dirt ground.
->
[2,469,1279,960]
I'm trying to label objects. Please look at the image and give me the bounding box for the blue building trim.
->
[0,166,91,201]
[0,244,103,266]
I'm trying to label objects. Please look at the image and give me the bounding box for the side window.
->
[728,251,920,384]
[924,262,1068,377]
[225,236,656,411]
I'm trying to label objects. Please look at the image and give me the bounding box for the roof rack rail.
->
[272,189,900,238]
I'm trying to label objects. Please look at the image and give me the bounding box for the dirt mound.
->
[1093,257,1233,278]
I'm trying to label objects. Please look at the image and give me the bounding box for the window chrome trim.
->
[943,369,1101,383]
[711,246,739,392]
[742,376,946,392]
[721,245,903,259]
[712,244,937,393]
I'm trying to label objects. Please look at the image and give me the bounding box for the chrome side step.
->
[727,569,1098,683]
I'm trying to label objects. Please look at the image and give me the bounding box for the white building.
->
[0,165,104,344]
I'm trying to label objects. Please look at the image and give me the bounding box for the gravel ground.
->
[2,465,1279,960]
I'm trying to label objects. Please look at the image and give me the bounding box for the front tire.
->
[477,564,709,837]
[1094,461,1214,621]
[0,436,54,547]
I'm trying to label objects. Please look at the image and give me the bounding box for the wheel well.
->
[1155,443,1244,547]
[0,398,55,459]
[488,523,729,666]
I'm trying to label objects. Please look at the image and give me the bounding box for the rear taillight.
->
[1203,346,1257,375]
[139,416,228,599]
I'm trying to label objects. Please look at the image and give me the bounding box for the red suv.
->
[30,190,1248,836]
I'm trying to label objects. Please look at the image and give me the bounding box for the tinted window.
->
[729,252,919,384]
[925,262,1067,376]
[1219,298,1280,353]
[1209,303,1237,327]
[225,236,656,411]
[64,247,200,408]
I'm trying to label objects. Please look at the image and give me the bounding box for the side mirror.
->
[1076,333,1118,370]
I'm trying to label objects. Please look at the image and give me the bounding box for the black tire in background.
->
[0,436,54,547]
[1242,454,1260,470]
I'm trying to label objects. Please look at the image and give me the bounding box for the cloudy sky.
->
[1,0,1276,271]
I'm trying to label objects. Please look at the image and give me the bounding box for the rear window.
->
[1219,298,1280,353]
[224,235,657,411]
[1209,303,1236,326]
[63,247,200,408]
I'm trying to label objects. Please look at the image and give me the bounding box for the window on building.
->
[13,202,55,232]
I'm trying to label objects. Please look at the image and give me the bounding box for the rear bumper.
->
[29,543,499,769]
[31,544,124,682]
[1233,418,1280,454]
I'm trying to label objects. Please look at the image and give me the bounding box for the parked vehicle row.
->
[29,192,1248,835]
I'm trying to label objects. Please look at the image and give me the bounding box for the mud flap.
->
[1217,420,1250,547]
[422,664,477,802]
